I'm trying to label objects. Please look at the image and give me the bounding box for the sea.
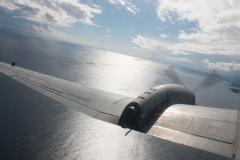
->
[0,30,238,160]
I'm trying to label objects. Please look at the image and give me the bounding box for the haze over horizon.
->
[1,0,240,74]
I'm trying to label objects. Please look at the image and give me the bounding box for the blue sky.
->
[0,0,240,73]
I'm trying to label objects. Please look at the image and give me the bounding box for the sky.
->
[0,0,240,73]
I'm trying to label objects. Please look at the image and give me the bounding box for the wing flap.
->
[147,104,238,158]
[148,125,234,158]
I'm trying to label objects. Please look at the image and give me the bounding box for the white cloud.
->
[132,35,154,51]
[176,40,240,56]
[159,34,167,39]
[157,0,240,39]
[0,0,102,27]
[167,57,195,63]
[32,25,54,33]
[107,0,139,14]
[132,34,240,56]
[202,59,240,71]
[132,35,190,55]
[132,35,169,52]
[156,0,240,56]
[32,24,64,36]
[108,0,119,4]
[91,4,101,9]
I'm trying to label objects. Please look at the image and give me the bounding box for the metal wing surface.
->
[147,104,238,158]
[1,62,239,158]
[0,62,134,124]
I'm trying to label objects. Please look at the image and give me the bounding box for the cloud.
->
[108,0,118,4]
[156,0,240,40]
[159,34,167,39]
[132,35,164,52]
[167,42,240,55]
[132,34,240,56]
[0,0,102,27]
[132,35,189,55]
[32,24,61,35]
[107,0,139,14]
[202,59,240,71]
[156,0,240,56]
[167,57,195,63]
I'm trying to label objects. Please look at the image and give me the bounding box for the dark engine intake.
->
[118,84,195,130]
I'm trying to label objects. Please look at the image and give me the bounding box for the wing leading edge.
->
[0,62,134,124]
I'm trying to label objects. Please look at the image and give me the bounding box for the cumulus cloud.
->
[159,34,167,39]
[167,57,195,63]
[0,0,102,27]
[202,59,240,71]
[156,0,240,41]
[156,0,240,56]
[108,0,139,14]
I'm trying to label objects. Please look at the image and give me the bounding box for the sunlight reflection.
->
[74,49,169,97]
[69,48,238,109]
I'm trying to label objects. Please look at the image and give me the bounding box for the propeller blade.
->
[193,70,222,93]
[164,66,183,85]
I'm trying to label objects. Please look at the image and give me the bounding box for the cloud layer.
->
[132,35,170,52]
[132,0,240,62]
[156,0,240,56]
[0,0,102,27]
[157,0,240,42]
[202,59,240,71]
[132,35,191,55]
[167,57,195,63]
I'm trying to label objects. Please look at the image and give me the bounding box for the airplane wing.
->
[0,62,239,159]
[0,62,134,124]
[146,104,238,158]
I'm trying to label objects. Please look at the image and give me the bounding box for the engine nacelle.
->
[118,84,195,130]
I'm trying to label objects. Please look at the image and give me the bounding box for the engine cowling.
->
[118,84,195,130]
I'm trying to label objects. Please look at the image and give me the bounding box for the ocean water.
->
[0,30,237,159]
